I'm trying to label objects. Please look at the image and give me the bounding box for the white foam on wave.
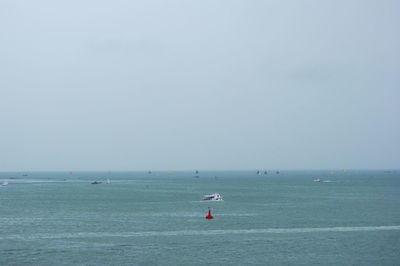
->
[1,225,400,241]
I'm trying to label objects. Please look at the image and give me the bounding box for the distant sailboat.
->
[106,170,112,184]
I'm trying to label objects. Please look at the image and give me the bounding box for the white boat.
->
[2,180,8,186]
[106,178,111,184]
[313,178,321,182]
[202,193,223,201]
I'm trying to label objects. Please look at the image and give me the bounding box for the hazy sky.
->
[1,0,399,171]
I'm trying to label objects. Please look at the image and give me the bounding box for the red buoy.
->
[205,207,214,219]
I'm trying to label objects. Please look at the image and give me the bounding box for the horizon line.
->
[0,168,399,173]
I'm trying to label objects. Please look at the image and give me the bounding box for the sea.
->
[0,170,399,265]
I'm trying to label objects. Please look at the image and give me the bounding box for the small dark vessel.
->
[264,171,267,175]
[91,181,102,184]
[194,170,199,178]
[148,170,152,174]
[276,170,280,174]
[256,170,260,175]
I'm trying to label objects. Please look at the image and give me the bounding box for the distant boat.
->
[148,170,152,174]
[256,170,260,175]
[202,193,223,201]
[313,179,321,182]
[91,181,102,184]
[276,170,280,174]
[2,180,8,186]
[264,171,268,175]
[106,179,111,184]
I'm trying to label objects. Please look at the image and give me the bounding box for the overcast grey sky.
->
[0,0,399,171]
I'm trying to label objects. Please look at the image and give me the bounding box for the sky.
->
[0,0,399,171]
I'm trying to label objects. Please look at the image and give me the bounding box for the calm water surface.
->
[1,170,399,265]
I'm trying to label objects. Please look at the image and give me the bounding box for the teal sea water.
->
[1,170,399,265]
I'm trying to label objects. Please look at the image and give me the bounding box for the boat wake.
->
[2,225,400,240]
